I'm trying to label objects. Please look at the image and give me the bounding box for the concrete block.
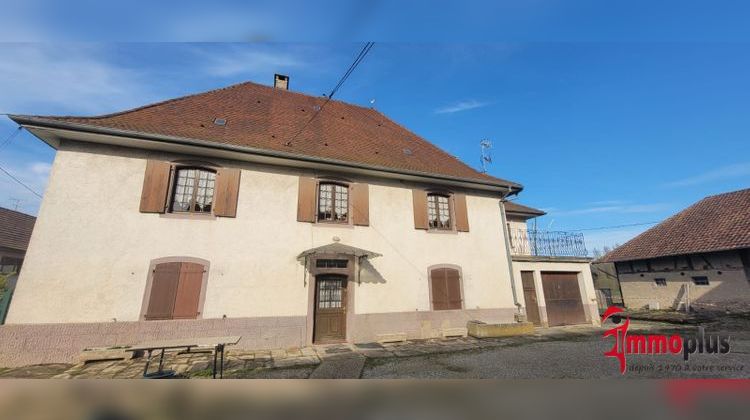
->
[376,333,407,344]
[441,327,468,338]
[466,320,533,338]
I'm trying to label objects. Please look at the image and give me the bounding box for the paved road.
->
[362,325,750,379]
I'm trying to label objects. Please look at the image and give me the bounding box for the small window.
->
[427,193,452,230]
[654,278,667,287]
[171,167,216,214]
[316,259,348,268]
[317,182,349,223]
[692,276,709,286]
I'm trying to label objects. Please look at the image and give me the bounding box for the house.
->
[0,207,35,274]
[503,202,598,327]
[0,207,36,324]
[598,188,750,312]
[0,76,599,365]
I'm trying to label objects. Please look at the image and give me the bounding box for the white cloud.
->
[662,162,750,187]
[554,203,669,216]
[0,44,155,115]
[435,100,490,114]
[188,45,307,78]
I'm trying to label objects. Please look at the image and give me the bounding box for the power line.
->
[567,221,661,232]
[0,126,22,151]
[0,163,42,199]
[286,42,375,146]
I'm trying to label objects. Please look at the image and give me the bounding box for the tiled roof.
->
[600,188,750,262]
[505,201,546,217]
[12,81,520,188]
[0,207,36,252]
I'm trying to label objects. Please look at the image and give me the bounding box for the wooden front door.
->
[314,275,347,343]
[541,272,587,326]
[521,271,541,326]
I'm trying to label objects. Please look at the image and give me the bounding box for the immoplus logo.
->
[601,306,731,374]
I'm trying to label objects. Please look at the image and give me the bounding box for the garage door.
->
[541,272,587,326]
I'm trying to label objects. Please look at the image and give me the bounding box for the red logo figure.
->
[602,306,630,374]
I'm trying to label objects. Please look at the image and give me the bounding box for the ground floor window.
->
[429,266,463,310]
[144,260,207,320]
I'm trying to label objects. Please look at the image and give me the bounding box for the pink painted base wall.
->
[0,316,306,368]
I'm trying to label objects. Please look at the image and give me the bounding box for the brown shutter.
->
[412,189,428,230]
[213,168,241,217]
[454,193,470,232]
[351,183,369,226]
[172,262,204,319]
[297,177,317,223]
[139,160,171,213]
[430,268,448,310]
[145,262,181,320]
[445,268,462,309]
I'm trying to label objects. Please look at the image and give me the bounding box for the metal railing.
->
[509,228,588,258]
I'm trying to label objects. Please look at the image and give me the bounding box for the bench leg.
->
[143,350,153,378]
[213,347,218,379]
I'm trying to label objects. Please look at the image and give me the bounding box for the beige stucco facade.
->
[7,141,517,339]
[616,250,750,311]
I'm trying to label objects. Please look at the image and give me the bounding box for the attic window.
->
[403,148,413,156]
[213,118,227,126]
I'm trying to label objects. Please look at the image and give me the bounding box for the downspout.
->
[499,187,523,320]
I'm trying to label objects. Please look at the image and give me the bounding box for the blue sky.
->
[0,4,749,253]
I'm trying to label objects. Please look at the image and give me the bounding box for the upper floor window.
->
[171,168,216,214]
[318,182,349,223]
[427,193,452,230]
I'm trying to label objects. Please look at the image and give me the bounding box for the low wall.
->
[0,316,306,368]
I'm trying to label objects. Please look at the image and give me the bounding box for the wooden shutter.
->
[454,193,470,232]
[412,189,428,230]
[430,268,448,310]
[297,177,317,223]
[139,160,171,213]
[213,168,241,217]
[351,183,369,226]
[145,262,181,320]
[445,268,462,309]
[172,262,204,319]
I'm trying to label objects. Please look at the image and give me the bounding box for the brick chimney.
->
[274,74,289,90]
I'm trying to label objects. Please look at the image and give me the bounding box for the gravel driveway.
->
[363,321,750,379]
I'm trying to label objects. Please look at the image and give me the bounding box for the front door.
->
[314,275,347,343]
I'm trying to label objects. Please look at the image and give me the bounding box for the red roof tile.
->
[13,81,520,188]
[600,188,750,262]
[0,207,36,252]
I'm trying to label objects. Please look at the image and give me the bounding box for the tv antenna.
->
[479,139,493,173]
[8,197,21,211]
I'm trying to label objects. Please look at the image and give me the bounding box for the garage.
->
[541,272,587,326]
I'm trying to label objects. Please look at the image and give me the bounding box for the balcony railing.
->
[509,229,588,258]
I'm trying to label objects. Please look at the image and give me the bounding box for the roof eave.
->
[10,115,524,194]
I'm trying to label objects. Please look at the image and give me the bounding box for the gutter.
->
[498,188,523,319]
[10,115,524,194]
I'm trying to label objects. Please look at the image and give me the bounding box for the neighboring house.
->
[1,76,598,365]
[0,207,35,274]
[503,202,598,327]
[0,207,36,324]
[599,188,750,312]
[590,262,624,311]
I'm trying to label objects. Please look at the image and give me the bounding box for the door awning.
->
[297,242,382,261]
